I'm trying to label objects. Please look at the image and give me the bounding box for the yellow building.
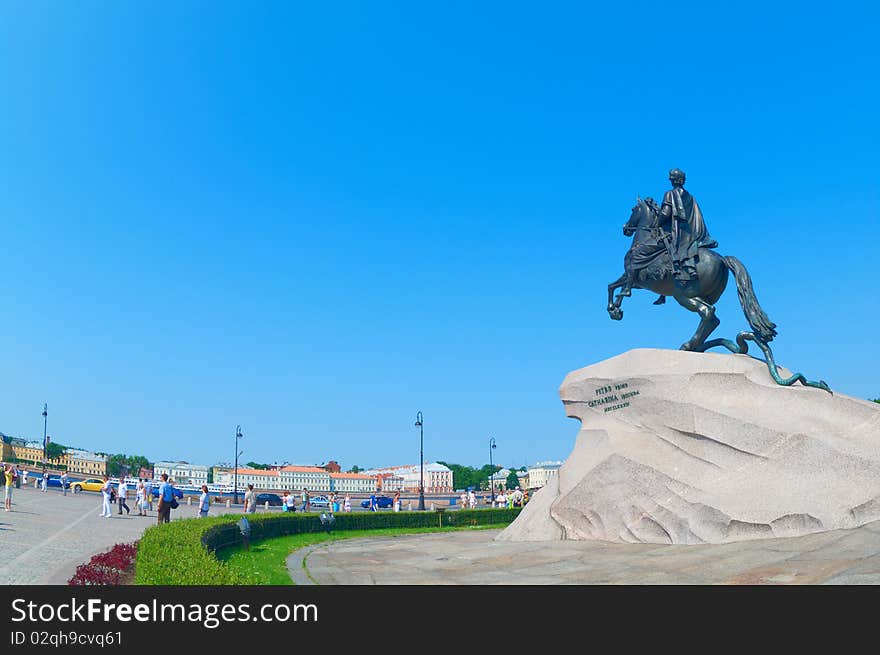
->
[9,441,66,468]
[66,450,108,476]
[0,435,107,475]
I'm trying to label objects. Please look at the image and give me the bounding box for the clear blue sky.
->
[1,2,877,471]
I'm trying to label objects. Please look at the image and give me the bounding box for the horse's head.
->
[624,196,647,236]
[623,196,659,237]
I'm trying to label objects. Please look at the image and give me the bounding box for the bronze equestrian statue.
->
[607,169,829,391]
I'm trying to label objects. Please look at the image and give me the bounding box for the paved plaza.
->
[0,484,170,585]
[5,482,880,585]
[288,521,880,585]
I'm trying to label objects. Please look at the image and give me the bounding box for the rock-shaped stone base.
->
[498,349,880,544]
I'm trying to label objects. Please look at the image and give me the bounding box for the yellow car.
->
[70,478,106,493]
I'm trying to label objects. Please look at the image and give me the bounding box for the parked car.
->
[255,493,283,506]
[70,478,106,493]
[309,495,330,508]
[361,495,393,509]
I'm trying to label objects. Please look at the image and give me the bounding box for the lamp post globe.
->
[414,411,425,511]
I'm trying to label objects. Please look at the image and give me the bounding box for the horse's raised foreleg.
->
[607,273,627,320]
[673,295,720,351]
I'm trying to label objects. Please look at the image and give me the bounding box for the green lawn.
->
[216,525,502,585]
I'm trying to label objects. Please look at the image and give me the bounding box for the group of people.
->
[98,473,183,525]
[491,487,527,508]
[99,475,153,519]
[0,463,206,525]
[458,487,529,509]
[2,462,75,511]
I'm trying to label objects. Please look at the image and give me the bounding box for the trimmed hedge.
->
[135,508,520,585]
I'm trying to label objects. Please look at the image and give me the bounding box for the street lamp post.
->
[41,403,48,465]
[489,437,497,506]
[233,425,243,504]
[414,411,425,511]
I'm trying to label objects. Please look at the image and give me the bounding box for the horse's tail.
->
[724,255,777,343]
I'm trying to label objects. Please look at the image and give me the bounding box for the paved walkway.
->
[0,484,175,584]
[288,521,880,584]
[6,483,879,585]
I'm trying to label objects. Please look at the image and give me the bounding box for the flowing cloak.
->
[660,187,717,280]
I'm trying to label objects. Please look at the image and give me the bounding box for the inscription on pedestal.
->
[588,382,640,413]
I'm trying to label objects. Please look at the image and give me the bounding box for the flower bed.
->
[68,542,138,586]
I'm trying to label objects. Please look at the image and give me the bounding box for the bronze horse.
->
[606,197,775,351]
[605,198,829,391]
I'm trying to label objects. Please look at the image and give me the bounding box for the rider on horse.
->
[660,168,718,282]
[619,168,718,304]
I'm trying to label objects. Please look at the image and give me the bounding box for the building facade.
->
[0,435,107,475]
[329,472,378,493]
[489,468,529,491]
[279,466,331,492]
[215,466,334,492]
[153,461,209,486]
[364,463,453,493]
[66,449,108,476]
[216,468,280,491]
[526,461,563,489]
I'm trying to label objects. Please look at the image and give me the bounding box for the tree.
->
[872,398,879,404]
[480,464,502,490]
[45,442,67,461]
[246,462,269,470]
[506,469,520,490]
[106,453,152,477]
[348,465,362,473]
[436,462,504,491]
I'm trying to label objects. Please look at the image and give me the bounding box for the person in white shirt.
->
[100,476,113,518]
[135,480,145,516]
[285,492,296,513]
[60,471,69,496]
[117,479,130,515]
[41,469,48,492]
[198,485,210,518]
[468,490,476,509]
[21,470,28,487]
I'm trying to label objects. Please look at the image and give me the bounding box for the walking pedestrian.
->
[60,471,69,496]
[393,489,401,512]
[198,485,210,518]
[144,478,153,512]
[343,493,351,512]
[21,469,28,487]
[300,488,310,512]
[100,475,113,518]
[285,491,297,513]
[244,484,256,514]
[4,464,14,511]
[135,480,145,516]
[117,478,130,515]
[41,469,48,492]
[156,473,175,524]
